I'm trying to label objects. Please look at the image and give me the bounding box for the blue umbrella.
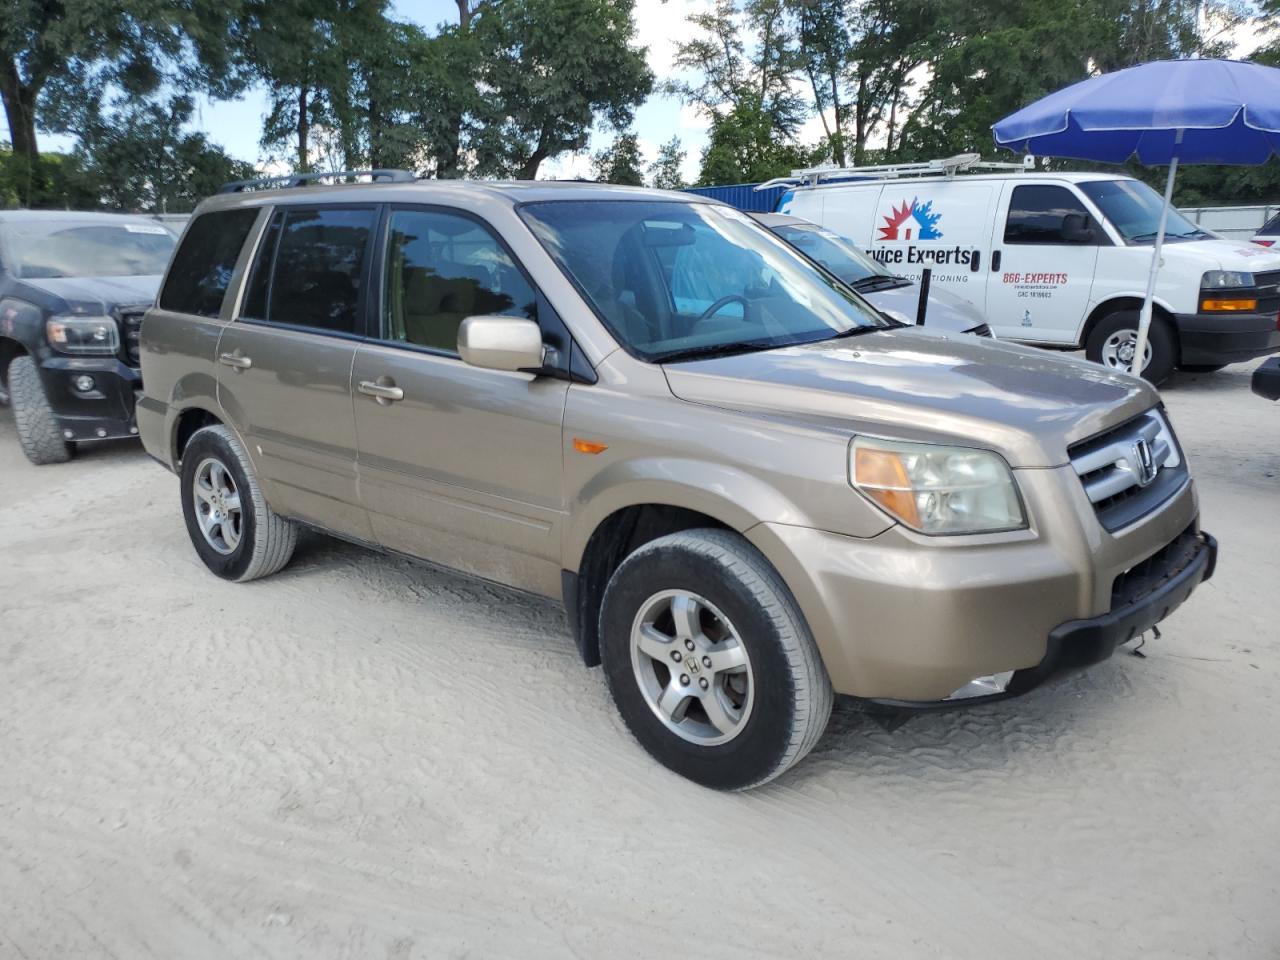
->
[993,58,1280,375]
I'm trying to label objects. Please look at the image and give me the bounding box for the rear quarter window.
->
[159,208,260,318]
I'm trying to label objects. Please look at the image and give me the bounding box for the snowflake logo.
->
[878,198,943,241]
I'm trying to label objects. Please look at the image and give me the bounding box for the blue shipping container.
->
[684,182,787,212]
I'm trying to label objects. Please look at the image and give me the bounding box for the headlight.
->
[46,315,119,355]
[850,437,1026,535]
[1201,270,1254,289]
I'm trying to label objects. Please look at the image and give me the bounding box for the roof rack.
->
[754,153,1035,191]
[217,169,417,194]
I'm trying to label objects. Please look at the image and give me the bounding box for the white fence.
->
[1180,204,1279,240]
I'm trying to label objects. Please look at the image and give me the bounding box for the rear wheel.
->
[180,425,297,582]
[599,529,832,790]
[8,355,73,465]
[1085,309,1176,385]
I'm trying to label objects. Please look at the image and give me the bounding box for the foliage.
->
[649,137,687,190]
[592,132,645,186]
[697,99,817,185]
[0,145,97,209]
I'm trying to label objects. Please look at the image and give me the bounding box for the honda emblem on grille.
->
[1132,438,1158,486]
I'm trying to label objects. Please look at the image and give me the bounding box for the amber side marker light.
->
[853,446,921,527]
[1201,298,1258,312]
[573,438,609,455]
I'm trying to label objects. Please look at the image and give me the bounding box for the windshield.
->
[771,223,895,285]
[1260,212,1280,235]
[1078,179,1208,245]
[2,221,176,279]
[519,200,887,362]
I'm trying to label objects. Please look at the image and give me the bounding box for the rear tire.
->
[1085,309,1176,386]
[599,528,833,790]
[8,355,73,465]
[180,424,297,582]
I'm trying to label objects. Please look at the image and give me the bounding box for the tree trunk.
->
[0,59,39,162]
[297,86,310,172]
[830,73,845,167]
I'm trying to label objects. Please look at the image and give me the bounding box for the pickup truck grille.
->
[1069,409,1187,532]
[119,308,146,367]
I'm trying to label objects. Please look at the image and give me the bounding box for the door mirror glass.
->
[457,315,545,372]
[1061,212,1095,244]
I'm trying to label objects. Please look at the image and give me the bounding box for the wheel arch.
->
[171,404,226,467]
[1080,295,1177,349]
[0,335,27,389]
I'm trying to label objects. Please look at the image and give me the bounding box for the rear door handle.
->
[358,378,404,404]
[990,250,1002,272]
[218,351,252,371]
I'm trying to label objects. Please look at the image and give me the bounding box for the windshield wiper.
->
[851,275,909,292]
[654,340,782,364]
[825,324,883,340]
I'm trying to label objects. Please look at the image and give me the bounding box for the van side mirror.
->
[457,315,545,373]
[1061,213,1096,244]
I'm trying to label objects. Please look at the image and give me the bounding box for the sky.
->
[18,0,1275,184]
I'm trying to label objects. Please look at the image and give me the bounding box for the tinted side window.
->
[159,208,259,317]
[382,209,536,353]
[248,206,376,334]
[1261,212,1280,234]
[1004,185,1096,245]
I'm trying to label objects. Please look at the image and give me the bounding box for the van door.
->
[865,180,996,314]
[985,182,1103,343]
[788,183,883,248]
[351,206,569,598]
[216,204,377,541]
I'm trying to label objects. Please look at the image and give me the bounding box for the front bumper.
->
[1173,310,1280,365]
[747,464,1203,702]
[1253,356,1280,400]
[38,354,142,442]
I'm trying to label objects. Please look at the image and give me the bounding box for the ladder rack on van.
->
[754,153,1034,191]
[217,169,417,194]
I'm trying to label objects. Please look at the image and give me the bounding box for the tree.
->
[467,0,653,179]
[697,99,815,185]
[592,132,644,185]
[649,137,686,190]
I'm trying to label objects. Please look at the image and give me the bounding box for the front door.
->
[216,204,379,540]
[985,182,1103,343]
[351,206,569,597]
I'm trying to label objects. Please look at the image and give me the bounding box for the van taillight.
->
[1255,239,1275,246]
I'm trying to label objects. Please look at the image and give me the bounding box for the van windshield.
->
[1078,179,1209,245]
[770,223,906,291]
[519,200,888,363]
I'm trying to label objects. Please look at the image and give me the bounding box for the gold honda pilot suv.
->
[138,172,1216,790]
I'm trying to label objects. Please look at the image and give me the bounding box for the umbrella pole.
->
[1132,148,1180,376]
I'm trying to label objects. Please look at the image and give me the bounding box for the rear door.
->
[350,205,569,598]
[866,179,996,313]
[216,204,378,540]
[788,184,883,248]
[985,182,1103,342]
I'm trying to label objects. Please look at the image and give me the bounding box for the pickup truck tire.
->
[8,355,73,465]
[180,424,297,582]
[599,528,833,790]
[1085,309,1176,385]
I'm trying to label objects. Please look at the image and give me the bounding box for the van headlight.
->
[851,437,1026,535]
[46,315,119,355]
[1201,270,1254,289]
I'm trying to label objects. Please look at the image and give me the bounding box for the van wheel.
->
[8,355,73,465]
[180,424,297,582]
[599,529,833,790]
[1085,309,1176,385]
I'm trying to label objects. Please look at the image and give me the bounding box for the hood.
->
[663,327,1157,468]
[1160,237,1280,273]
[865,283,986,333]
[15,275,161,314]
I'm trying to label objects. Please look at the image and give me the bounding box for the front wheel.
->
[8,355,73,464]
[180,425,297,582]
[1085,310,1176,385]
[599,529,832,790]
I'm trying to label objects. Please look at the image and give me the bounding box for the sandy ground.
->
[1,358,1278,960]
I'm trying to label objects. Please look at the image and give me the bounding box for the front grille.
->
[1110,525,1202,611]
[1252,270,1280,314]
[118,308,146,367]
[1069,409,1187,532]
[968,323,993,338]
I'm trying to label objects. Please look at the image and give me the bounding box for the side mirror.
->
[457,315,545,373]
[1061,212,1095,244]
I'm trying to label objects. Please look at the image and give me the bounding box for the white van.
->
[776,158,1280,383]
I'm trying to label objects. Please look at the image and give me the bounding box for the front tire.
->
[599,529,833,790]
[8,355,72,465]
[1085,309,1176,385]
[180,425,297,582]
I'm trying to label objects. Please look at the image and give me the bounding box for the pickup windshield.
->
[1078,179,1209,245]
[2,221,176,279]
[519,200,887,362]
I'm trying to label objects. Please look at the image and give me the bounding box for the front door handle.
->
[218,351,252,371]
[358,378,404,405]
[990,250,1002,272]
